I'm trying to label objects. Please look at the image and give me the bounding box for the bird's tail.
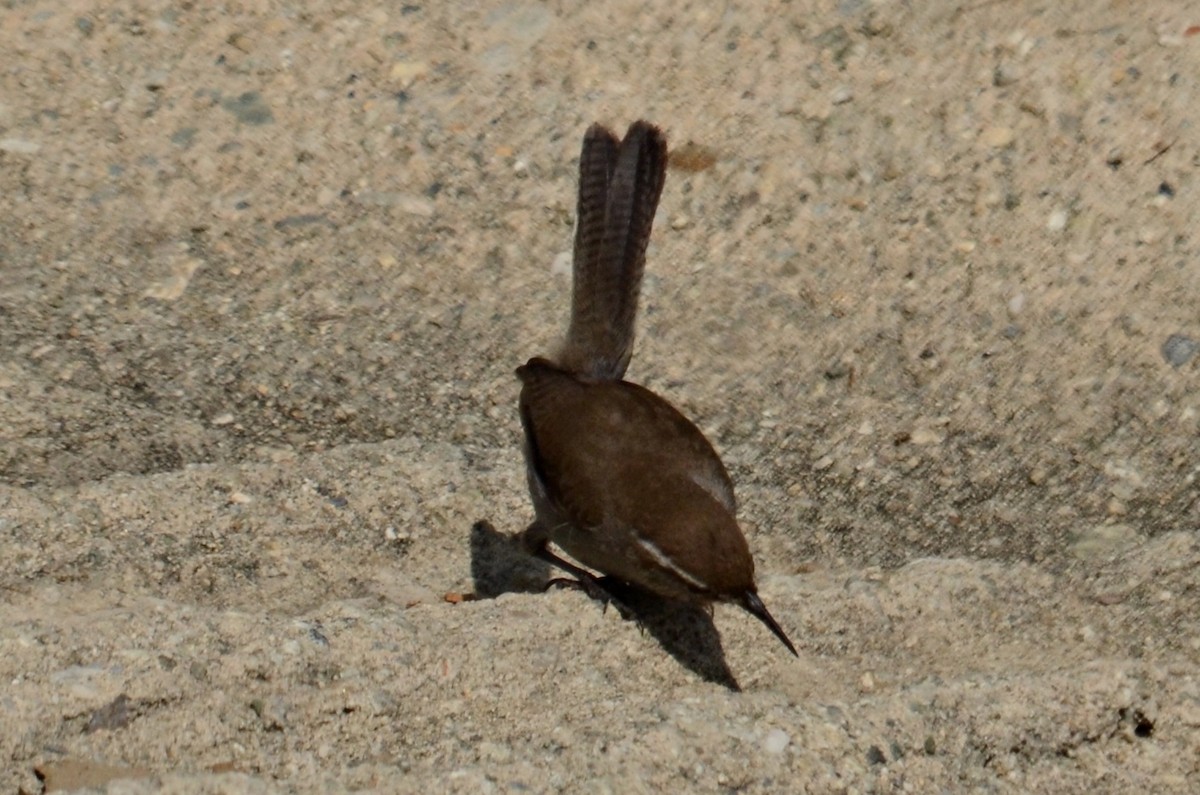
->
[556,120,668,381]
[741,590,799,657]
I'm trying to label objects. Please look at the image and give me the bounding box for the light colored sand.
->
[2,1,1197,792]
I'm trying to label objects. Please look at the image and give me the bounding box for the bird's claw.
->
[544,576,636,621]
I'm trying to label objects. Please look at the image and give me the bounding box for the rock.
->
[980,126,1015,148]
[909,426,943,446]
[763,728,791,754]
[1161,334,1197,367]
[1070,523,1140,560]
[1046,209,1068,232]
[0,138,40,154]
[220,91,274,125]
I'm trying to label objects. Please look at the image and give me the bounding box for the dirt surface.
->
[2,0,1198,792]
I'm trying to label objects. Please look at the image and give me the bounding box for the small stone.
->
[144,258,204,301]
[763,728,790,754]
[1157,29,1185,47]
[550,250,571,277]
[389,61,429,87]
[831,86,853,105]
[812,455,834,471]
[145,70,169,90]
[1046,209,1068,232]
[211,413,235,426]
[671,214,692,230]
[478,741,512,763]
[220,91,274,125]
[0,138,40,154]
[1137,226,1164,245]
[993,63,1021,87]
[909,427,943,446]
[1070,523,1139,560]
[1161,334,1197,368]
[1007,292,1026,317]
[980,126,1015,148]
[824,360,849,379]
[273,213,328,230]
[356,192,435,217]
[170,127,197,148]
[86,694,132,733]
[34,761,152,792]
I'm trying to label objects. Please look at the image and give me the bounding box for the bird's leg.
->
[518,524,634,620]
[538,552,636,622]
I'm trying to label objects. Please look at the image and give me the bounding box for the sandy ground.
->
[2,0,1198,792]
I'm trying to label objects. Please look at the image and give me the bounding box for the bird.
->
[515,120,798,657]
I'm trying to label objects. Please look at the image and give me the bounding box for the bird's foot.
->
[544,576,636,622]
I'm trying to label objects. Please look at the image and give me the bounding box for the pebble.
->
[1069,523,1139,560]
[1136,226,1164,245]
[0,138,40,154]
[143,258,204,301]
[980,126,1015,148]
[550,250,571,277]
[1046,209,1068,232]
[86,694,132,733]
[357,192,435,217]
[993,63,1021,87]
[389,61,429,87]
[909,427,943,446]
[478,741,513,764]
[145,70,169,91]
[763,728,791,754]
[1161,334,1197,368]
[220,91,274,125]
[1157,29,1185,47]
[170,127,197,148]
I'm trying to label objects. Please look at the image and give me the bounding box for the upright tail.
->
[556,121,668,381]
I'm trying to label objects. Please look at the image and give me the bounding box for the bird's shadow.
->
[469,520,740,691]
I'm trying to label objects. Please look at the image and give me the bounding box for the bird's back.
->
[517,357,755,600]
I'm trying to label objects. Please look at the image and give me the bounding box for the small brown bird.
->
[516,120,797,656]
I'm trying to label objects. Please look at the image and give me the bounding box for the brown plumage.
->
[516,121,797,656]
